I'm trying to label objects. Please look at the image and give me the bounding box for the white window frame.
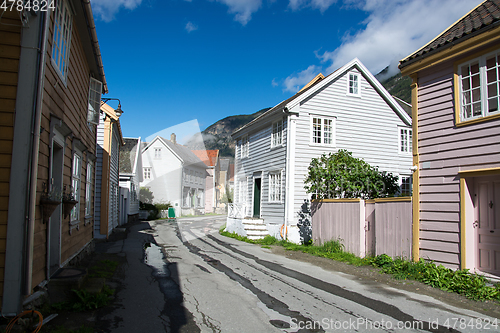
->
[87,77,102,125]
[399,127,412,154]
[51,0,72,82]
[154,148,161,159]
[85,162,93,217]
[400,175,412,196]
[271,119,283,148]
[241,135,249,158]
[458,49,500,122]
[70,151,82,222]
[310,116,335,146]
[143,167,151,180]
[268,171,282,203]
[347,72,361,96]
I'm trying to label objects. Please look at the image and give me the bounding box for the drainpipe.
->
[283,108,291,240]
[25,8,50,295]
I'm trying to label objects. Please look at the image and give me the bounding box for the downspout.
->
[283,108,291,240]
[26,8,51,295]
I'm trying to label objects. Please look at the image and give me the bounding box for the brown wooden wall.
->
[0,10,22,309]
[32,9,97,287]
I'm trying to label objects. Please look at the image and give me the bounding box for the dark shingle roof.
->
[119,138,139,174]
[160,137,207,168]
[400,0,500,68]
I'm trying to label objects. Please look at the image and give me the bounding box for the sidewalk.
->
[42,220,172,332]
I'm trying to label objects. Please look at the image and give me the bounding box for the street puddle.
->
[144,242,169,277]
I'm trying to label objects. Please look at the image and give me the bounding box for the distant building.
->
[192,150,221,213]
[119,138,143,224]
[141,134,207,217]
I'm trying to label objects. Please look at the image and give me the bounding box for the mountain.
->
[185,108,270,159]
[376,67,412,104]
[190,71,412,159]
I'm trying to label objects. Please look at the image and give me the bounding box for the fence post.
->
[359,199,366,258]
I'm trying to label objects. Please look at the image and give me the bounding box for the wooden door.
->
[253,178,261,218]
[475,176,500,276]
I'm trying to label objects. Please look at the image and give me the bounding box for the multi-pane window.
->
[70,153,81,221]
[348,73,360,96]
[85,162,93,216]
[87,78,102,124]
[52,0,72,80]
[271,119,283,148]
[154,148,161,159]
[241,136,249,158]
[401,176,412,196]
[399,128,412,153]
[269,172,282,203]
[143,167,151,180]
[311,117,334,145]
[459,49,500,121]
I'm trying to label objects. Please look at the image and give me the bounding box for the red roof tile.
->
[191,150,219,167]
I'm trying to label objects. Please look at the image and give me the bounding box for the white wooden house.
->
[227,58,413,243]
[141,134,208,217]
[119,137,143,224]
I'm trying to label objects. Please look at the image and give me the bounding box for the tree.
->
[140,187,154,204]
[304,149,399,199]
[220,186,233,204]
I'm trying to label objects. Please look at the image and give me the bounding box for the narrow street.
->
[129,215,500,333]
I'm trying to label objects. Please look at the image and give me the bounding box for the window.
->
[311,116,335,145]
[458,49,500,121]
[52,0,72,80]
[271,119,283,148]
[87,78,102,124]
[348,73,360,96]
[241,135,249,158]
[70,153,81,221]
[399,128,412,153]
[154,148,161,159]
[85,162,93,216]
[268,171,282,203]
[238,178,247,204]
[401,176,412,196]
[143,167,151,180]
[197,190,204,207]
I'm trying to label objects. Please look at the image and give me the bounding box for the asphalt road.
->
[135,215,500,333]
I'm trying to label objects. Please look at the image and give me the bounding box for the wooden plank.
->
[0,113,14,128]
[0,31,21,47]
[0,85,16,99]
[0,99,16,112]
[0,44,21,59]
[0,71,18,86]
[419,249,460,265]
[0,153,12,168]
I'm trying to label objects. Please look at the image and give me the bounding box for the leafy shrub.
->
[374,254,393,268]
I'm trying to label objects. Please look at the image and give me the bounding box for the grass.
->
[220,231,500,302]
[88,259,119,279]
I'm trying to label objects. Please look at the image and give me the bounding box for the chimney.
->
[171,133,176,144]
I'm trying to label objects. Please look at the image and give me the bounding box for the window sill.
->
[309,143,335,148]
[270,145,283,150]
[456,112,500,127]
[346,93,361,98]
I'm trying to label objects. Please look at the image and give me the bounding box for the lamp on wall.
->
[101,98,124,118]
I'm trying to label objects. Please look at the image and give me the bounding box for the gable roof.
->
[120,137,141,174]
[143,136,206,168]
[399,0,500,68]
[192,150,219,167]
[233,58,411,137]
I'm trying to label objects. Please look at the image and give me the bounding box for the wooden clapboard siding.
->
[416,43,500,268]
[293,67,412,219]
[0,9,21,304]
[109,128,120,232]
[30,7,97,287]
[95,125,105,236]
[234,116,287,224]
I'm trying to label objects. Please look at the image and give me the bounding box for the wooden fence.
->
[311,197,412,258]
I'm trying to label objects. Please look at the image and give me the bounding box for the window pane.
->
[471,74,480,88]
[488,98,498,113]
[473,102,482,116]
[462,77,470,91]
[472,88,481,102]
[486,56,497,69]
[487,68,497,83]
[471,63,480,74]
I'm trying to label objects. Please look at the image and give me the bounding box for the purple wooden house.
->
[399,0,500,277]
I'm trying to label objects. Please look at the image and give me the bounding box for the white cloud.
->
[318,0,476,76]
[289,0,338,12]
[272,78,279,87]
[185,21,198,33]
[91,0,143,22]
[283,65,322,93]
[215,0,262,25]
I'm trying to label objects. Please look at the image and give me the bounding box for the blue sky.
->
[91,0,479,141]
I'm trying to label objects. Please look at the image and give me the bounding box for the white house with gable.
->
[141,134,208,217]
[227,58,413,243]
